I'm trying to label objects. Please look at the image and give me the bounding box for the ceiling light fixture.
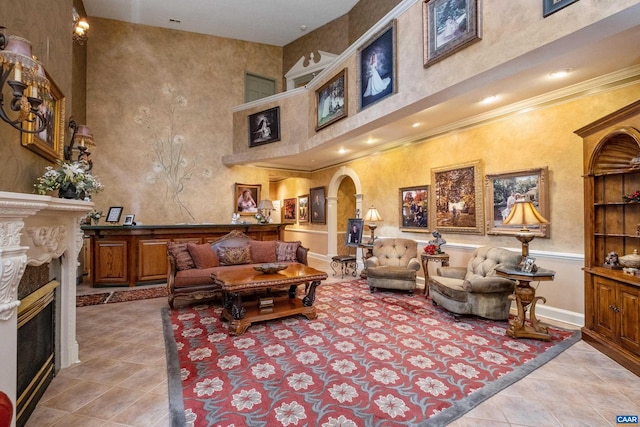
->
[412,122,421,128]
[549,68,573,79]
[480,95,498,105]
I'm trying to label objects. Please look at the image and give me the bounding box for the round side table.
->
[421,253,449,296]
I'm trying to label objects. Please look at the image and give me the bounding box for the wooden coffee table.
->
[212,264,327,336]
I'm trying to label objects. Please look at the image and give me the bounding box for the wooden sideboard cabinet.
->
[82,223,284,287]
[575,99,640,376]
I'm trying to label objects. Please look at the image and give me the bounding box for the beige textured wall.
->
[282,16,350,82]
[235,0,640,169]
[279,84,640,255]
[348,0,400,45]
[282,0,400,83]
[0,0,74,194]
[87,18,283,224]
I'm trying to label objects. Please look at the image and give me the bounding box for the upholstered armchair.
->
[428,246,522,320]
[365,238,420,293]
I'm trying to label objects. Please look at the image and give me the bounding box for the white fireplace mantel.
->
[0,191,92,426]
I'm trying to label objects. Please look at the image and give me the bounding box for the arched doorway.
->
[327,167,362,257]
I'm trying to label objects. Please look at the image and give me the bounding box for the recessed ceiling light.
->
[549,68,573,78]
[412,122,421,128]
[338,148,347,154]
[366,138,376,144]
[300,25,307,31]
[480,95,498,105]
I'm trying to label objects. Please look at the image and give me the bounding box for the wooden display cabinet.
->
[576,99,640,375]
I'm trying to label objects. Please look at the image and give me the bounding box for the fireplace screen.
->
[16,280,59,426]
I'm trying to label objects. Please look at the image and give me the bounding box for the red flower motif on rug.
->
[163,280,578,426]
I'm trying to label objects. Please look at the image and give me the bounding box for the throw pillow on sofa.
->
[276,241,301,262]
[217,245,252,266]
[187,243,219,269]
[249,240,277,263]
[167,242,195,271]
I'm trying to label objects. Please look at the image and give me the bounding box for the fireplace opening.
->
[16,265,59,427]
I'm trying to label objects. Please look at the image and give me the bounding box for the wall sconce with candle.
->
[0,29,50,133]
[65,119,95,170]
[72,8,90,45]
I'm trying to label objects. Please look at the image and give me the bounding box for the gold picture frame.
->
[431,160,484,234]
[423,0,482,68]
[235,183,261,215]
[484,167,550,237]
[399,185,430,232]
[316,68,347,131]
[21,70,65,162]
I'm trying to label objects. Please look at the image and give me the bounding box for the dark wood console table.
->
[82,223,285,287]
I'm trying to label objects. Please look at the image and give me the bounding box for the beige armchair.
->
[365,238,420,293]
[428,246,522,320]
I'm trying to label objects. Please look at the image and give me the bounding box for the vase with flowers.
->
[424,244,437,255]
[34,160,104,199]
[87,209,103,225]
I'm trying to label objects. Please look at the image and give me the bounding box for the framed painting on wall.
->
[423,0,481,67]
[431,160,483,234]
[248,107,280,147]
[316,68,347,131]
[358,20,396,111]
[543,0,579,17]
[235,183,261,215]
[21,70,65,162]
[282,198,297,223]
[484,167,550,237]
[310,186,326,224]
[399,186,430,231]
[298,194,309,223]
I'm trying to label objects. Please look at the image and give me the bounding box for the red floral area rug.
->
[162,280,580,427]
[76,286,167,307]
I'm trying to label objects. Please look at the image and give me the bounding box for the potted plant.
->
[34,160,104,199]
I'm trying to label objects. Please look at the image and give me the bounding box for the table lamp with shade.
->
[257,199,274,223]
[363,206,383,243]
[502,199,549,259]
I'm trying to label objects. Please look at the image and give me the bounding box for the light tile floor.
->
[26,262,640,427]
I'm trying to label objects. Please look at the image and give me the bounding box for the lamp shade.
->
[363,206,383,222]
[503,200,549,230]
[258,200,274,210]
[0,36,38,78]
[74,125,95,147]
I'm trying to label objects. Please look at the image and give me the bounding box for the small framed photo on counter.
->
[522,257,537,273]
[123,214,136,226]
[106,207,123,223]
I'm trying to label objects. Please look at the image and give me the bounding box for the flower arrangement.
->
[623,191,640,203]
[424,244,437,255]
[34,160,104,198]
[87,209,103,225]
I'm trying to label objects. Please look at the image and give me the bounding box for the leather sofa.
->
[428,246,522,320]
[167,230,308,308]
[365,238,420,293]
